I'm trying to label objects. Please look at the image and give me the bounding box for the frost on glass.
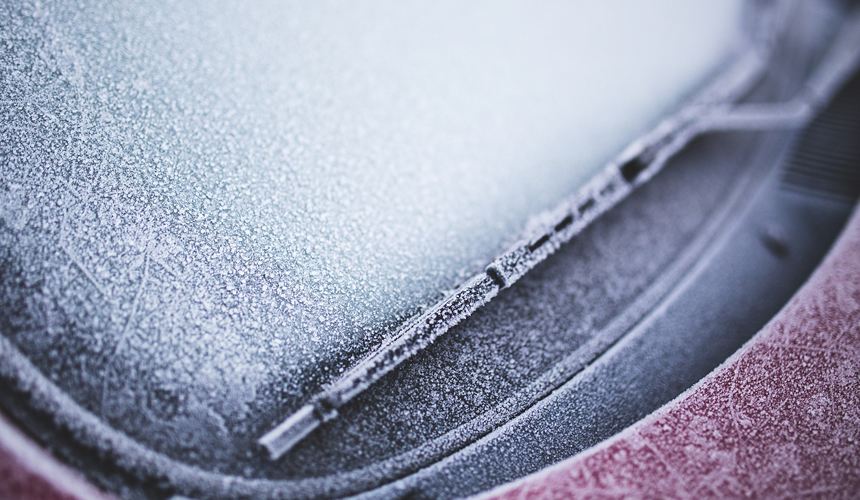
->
[0,0,740,451]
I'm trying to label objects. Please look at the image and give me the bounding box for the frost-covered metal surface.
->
[477,191,860,500]
[0,412,115,500]
[0,0,740,471]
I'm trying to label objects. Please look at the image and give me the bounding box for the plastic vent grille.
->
[782,72,860,198]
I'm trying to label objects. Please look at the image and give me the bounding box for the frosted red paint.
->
[479,208,860,500]
[0,413,114,500]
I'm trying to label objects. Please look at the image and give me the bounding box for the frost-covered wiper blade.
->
[260,6,860,459]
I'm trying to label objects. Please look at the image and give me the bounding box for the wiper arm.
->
[260,6,860,460]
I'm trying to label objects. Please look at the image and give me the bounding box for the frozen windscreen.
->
[0,0,741,422]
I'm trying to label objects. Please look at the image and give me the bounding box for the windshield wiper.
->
[260,6,860,460]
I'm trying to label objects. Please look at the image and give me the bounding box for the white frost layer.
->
[150,0,740,351]
[0,0,740,419]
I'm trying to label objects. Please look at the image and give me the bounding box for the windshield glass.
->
[1,0,741,419]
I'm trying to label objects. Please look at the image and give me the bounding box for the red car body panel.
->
[0,412,114,500]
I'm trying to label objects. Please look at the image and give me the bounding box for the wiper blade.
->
[260,6,860,460]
